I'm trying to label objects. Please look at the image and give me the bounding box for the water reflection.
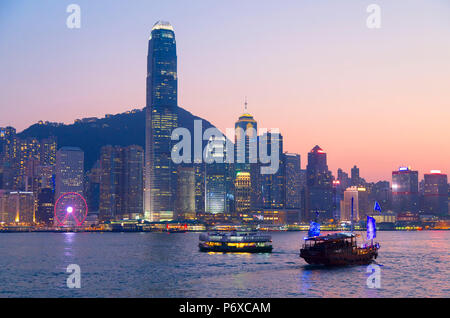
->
[0,231,448,297]
[63,232,75,243]
[62,232,77,263]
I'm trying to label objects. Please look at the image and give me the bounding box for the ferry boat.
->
[199,231,273,253]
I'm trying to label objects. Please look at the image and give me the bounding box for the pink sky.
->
[0,0,449,181]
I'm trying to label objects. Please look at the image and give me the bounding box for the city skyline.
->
[1,0,450,181]
[1,1,449,302]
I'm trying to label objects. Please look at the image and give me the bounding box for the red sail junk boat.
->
[300,199,380,266]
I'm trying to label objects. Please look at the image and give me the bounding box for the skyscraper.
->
[234,111,257,174]
[99,145,144,221]
[86,161,101,214]
[234,110,259,219]
[193,163,206,217]
[145,21,178,222]
[284,153,302,224]
[39,137,57,166]
[369,181,391,211]
[392,166,419,213]
[99,145,124,221]
[299,168,308,222]
[36,187,54,225]
[351,165,361,186]
[306,145,333,221]
[17,137,40,190]
[337,168,350,190]
[235,172,251,220]
[0,130,56,192]
[205,136,227,216]
[176,166,196,220]
[0,127,18,189]
[260,132,285,210]
[55,147,84,201]
[423,170,448,216]
[340,186,369,222]
[123,145,144,219]
[54,148,84,227]
[0,191,34,224]
[284,153,301,209]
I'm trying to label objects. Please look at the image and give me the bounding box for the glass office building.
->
[144,21,178,221]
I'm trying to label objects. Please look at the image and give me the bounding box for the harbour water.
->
[0,231,448,297]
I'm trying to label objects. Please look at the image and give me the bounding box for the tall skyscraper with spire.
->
[144,21,178,221]
[234,99,257,174]
[233,100,261,220]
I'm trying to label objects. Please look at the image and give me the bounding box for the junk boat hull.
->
[199,232,273,253]
[300,232,379,266]
[300,246,378,266]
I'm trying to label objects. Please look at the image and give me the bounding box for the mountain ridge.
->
[18,106,220,171]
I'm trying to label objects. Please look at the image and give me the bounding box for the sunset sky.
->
[1,0,449,181]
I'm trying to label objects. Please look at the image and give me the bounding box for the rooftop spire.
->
[311,145,325,153]
[152,21,174,32]
[244,96,248,112]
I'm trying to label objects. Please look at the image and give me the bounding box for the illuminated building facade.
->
[55,147,84,200]
[123,145,144,219]
[371,212,396,224]
[423,170,448,216]
[235,172,251,220]
[298,169,307,221]
[205,163,227,215]
[260,132,285,209]
[39,137,57,167]
[0,190,7,222]
[36,165,54,190]
[145,21,178,222]
[340,186,369,222]
[0,127,18,189]
[0,191,34,224]
[205,136,227,216]
[253,209,287,225]
[17,138,40,190]
[234,111,257,173]
[285,153,301,208]
[306,145,333,221]
[176,166,196,220]
[284,153,301,223]
[0,127,16,164]
[99,145,144,221]
[85,161,101,213]
[392,166,419,213]
[193,163,205,217]
[332,179,342,221]
[234,111,259,219]
[18,137,56,191]
[99,146,124,221]
[0,129,56,192]
[24,158,41,193]
[36,187,54,225]
[396,211,420,223]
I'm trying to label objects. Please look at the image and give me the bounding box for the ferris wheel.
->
[54,192,88,227]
